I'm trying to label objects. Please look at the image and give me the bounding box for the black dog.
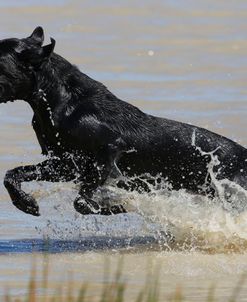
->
[1,27,247,217]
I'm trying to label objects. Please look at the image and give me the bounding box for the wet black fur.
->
[1,27,247,216]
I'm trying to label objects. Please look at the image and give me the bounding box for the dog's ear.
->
[27,26,44,46]
[41,38,56,59]
[17,38,56,69]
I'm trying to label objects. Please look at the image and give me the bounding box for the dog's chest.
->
[32,114,64,154]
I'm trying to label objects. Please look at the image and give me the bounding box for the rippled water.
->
[1,0,247,301]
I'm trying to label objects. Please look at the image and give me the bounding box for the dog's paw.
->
[92,204,127,216]
[74,196,127,216]
[74,197,100,215]
[12,193,40,216]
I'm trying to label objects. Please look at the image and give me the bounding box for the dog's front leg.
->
[4,158,76,216]
[74,138,127,215]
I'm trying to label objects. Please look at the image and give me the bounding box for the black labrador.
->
[1,27,247,216]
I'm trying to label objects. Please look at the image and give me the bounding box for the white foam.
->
[23,174,247,253]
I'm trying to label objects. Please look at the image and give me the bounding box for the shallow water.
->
[1,0,247,301]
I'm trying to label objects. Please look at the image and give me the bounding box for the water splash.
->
[24,169,247,253]
[114,181,247,252]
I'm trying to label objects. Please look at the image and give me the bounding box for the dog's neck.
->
[27,53,106,111]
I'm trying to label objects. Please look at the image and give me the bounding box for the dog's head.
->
[0,26,55,103]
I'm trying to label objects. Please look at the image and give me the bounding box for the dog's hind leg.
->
[4,158,77,216]
[73,138,127,215]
